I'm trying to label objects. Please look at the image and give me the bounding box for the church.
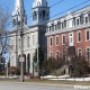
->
[9,0,49,76]
[9,0,90,76]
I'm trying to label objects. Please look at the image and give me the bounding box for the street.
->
[0,81,77,90]
[0,81,90,90]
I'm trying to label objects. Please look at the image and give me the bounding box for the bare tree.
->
[0,6,9,52]
[0,6,10,73]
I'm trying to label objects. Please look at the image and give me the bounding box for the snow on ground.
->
[41,75,90,81]
[41,75,70,79]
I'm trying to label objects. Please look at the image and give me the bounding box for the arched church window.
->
[33,11,37,20]
[13,18,21,26]
[27,54,30,73]
[23,54,26,73]
[13,19,17,26]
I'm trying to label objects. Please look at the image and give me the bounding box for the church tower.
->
[12,0,27,28]
[32,0,49,26]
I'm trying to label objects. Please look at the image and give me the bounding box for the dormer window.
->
[76,17,80,25]
[61,22,64,29]
[57,22,61,29]
[49,26,52,32]
[84,15,89,24]
[54,25,57,30]
[64,20,66,28]
[52,24,54,31]
[80,14,84,24]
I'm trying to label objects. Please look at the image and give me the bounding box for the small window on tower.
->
[13,19,16,26]
[42,10,46,19]
[33,11,37,20]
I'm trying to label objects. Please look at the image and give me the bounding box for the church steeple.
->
[32,0,49,26]
[12,0,27,27]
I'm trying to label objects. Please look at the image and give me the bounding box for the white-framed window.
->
[55,35,59,46]
[77,31,81,43]
[49,26,51,32]
[46,27,49,32]
[76,17,80,26]
[77,48,82,58]
[18,38,21,49]
[84,14,89,24]
[27,36,30,47]
[49,37,53,46]
[52,24,54,31]
[86,29,90,41]
[56,51,60,60]
[32,35,35,46]
[62,34,66,45]
[86,47,90,61]
[33,11,37,20]
[49,52,53,58]
[69,32,74,46]
[57,22,61,29]
[61,22,64,29]
[54,24,57,30]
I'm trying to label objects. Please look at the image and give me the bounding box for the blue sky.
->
[0,0,90,26]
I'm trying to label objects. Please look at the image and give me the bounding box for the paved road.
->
[0,81,89,90]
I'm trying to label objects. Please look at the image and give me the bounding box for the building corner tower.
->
[32,0,49,26]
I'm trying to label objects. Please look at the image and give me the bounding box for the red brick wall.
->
[47,28,90,60]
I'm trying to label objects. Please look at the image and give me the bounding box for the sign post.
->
[19,55,24,82]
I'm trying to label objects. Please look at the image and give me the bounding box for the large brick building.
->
[46,6,90,65]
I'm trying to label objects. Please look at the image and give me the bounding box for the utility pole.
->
[16,16,18,68]
[20,18,24,82]
[19,8,25,82]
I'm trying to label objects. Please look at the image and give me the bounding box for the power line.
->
[27,0,90,19]
[50,0,65,8]
[50,0,90,19]
[1,0,90,37]
[5,8,90,37]
[6,0,90,24]
[26,0,66,19]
